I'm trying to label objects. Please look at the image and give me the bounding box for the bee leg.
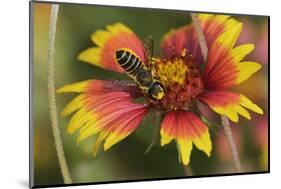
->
[144,110,161,154]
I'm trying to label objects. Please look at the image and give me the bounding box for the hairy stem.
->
[191,13,242,172]
[221,116,242,171]
[47,4,73,183]
[183,165,193,176]
[190,13,208,60]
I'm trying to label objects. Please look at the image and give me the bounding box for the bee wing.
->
[143,35,154,69]
[104,80,136,89]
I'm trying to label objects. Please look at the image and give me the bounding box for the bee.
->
[115,38,164,100]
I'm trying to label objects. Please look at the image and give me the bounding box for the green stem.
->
[47,4,73,184]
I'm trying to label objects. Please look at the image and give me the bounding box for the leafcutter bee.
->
[115,36,164,100]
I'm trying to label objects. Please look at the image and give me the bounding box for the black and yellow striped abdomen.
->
[115,48,165,100]
[115,48,143,78]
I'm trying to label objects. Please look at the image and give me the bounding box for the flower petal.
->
[203,24,262,89]
[78,23,145,73]
[60,94,85,117]
[160,111,212,165]
[161,14,239,64]
[199,91,263,122]
[215,23,243,50]
[77,101,138,142]
[104,107,147,150]
[177,138,193,165]
[160,111,177,146]
[56,80,91,93]
[58,79,148,156]
[231,44,254,62]
[239,94,264,114]
[184,112,212,157]
[236,61,262,85]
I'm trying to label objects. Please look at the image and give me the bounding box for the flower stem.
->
[190,13,242,172]
[221,116,242,171]
[190,13,208,60]
[183,166,193,176]
[47,4,73,184]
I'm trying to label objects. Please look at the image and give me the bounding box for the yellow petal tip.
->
[236,61,262,84]
[56,87,65,93]
[56,80,90,93]
[67,128,74,135]
[256,107,264,115]
[77,47,101,66]
[61,111,67,118]
[103,144,110,151]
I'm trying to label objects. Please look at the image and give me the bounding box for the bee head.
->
[148,82,165,100]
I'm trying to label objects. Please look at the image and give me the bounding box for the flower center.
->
[153,50,204,110]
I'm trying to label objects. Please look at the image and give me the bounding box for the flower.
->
[58,14,263,165]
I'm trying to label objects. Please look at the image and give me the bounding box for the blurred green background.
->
[32,2,269,187]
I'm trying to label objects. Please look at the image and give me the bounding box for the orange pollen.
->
[152,50,204,110]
